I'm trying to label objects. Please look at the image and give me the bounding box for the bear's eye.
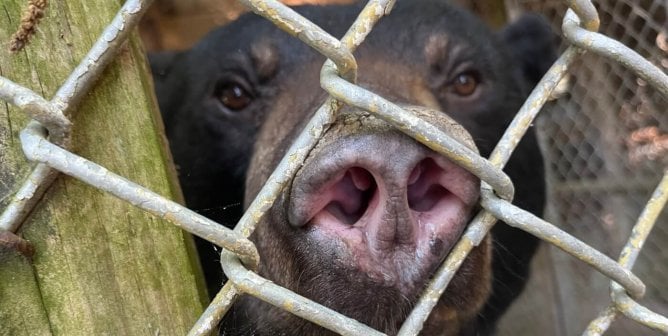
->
[450,72,479,97]
[216,82,252,111]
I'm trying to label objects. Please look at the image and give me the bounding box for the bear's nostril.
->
[323,168,376,225]
[349,167,373,191]
[407,161,422,185]
[407,158,453,212]
[408,185,451,212]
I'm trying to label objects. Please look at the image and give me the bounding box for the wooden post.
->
[0,1,207,335]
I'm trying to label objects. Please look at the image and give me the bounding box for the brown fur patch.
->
[424,34,449,67]
[251,41,279,80]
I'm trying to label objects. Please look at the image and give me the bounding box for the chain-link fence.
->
[1,0,667,335]
[501,0,667,334]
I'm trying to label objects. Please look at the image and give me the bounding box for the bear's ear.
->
[499,14,559,86]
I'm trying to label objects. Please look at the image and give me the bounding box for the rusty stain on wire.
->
[564,0,599,31]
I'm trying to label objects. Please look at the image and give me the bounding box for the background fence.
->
[1,0,666,335]
[500,0,668,334]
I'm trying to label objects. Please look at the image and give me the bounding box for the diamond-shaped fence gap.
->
[561,86,608,179]
[633,0,666,31]
[557,191,627,256]
[536,103,570,182]
[648,2,667,30]
[537,100,592,181]
[634,25,658,55]
[602,19,625,44]
[610,0,632,18]
[603,3,658,58]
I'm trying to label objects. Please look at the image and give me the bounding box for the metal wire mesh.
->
[504,0,668,334]
[0,0,666,335]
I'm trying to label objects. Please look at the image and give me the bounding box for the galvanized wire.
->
[236,0,358,82]
[19,122,260,270]
[0,77,70,145]
[564,0,599,31]
[562,10,668,98]
[51,0,155,114]
[320,64,516,201]
[480,187,645,298]
[584,171,668,335]
[209,0,661,334]
[187,280,240,336]
[0,0,155,236]
[0,160,56,232]
[0,0,667,335]
[221,250,386,336]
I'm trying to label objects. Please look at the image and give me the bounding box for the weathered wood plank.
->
[0,1,207,334]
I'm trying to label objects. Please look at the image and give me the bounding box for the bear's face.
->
[152,1,555,335]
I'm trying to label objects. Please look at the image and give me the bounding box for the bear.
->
[151,1,556,334]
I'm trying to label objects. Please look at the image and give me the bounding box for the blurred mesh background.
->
[500,0,667,334]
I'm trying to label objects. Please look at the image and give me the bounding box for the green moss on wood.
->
[0,1,207,334]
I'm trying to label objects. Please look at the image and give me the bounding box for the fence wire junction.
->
[0,0,667,335]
